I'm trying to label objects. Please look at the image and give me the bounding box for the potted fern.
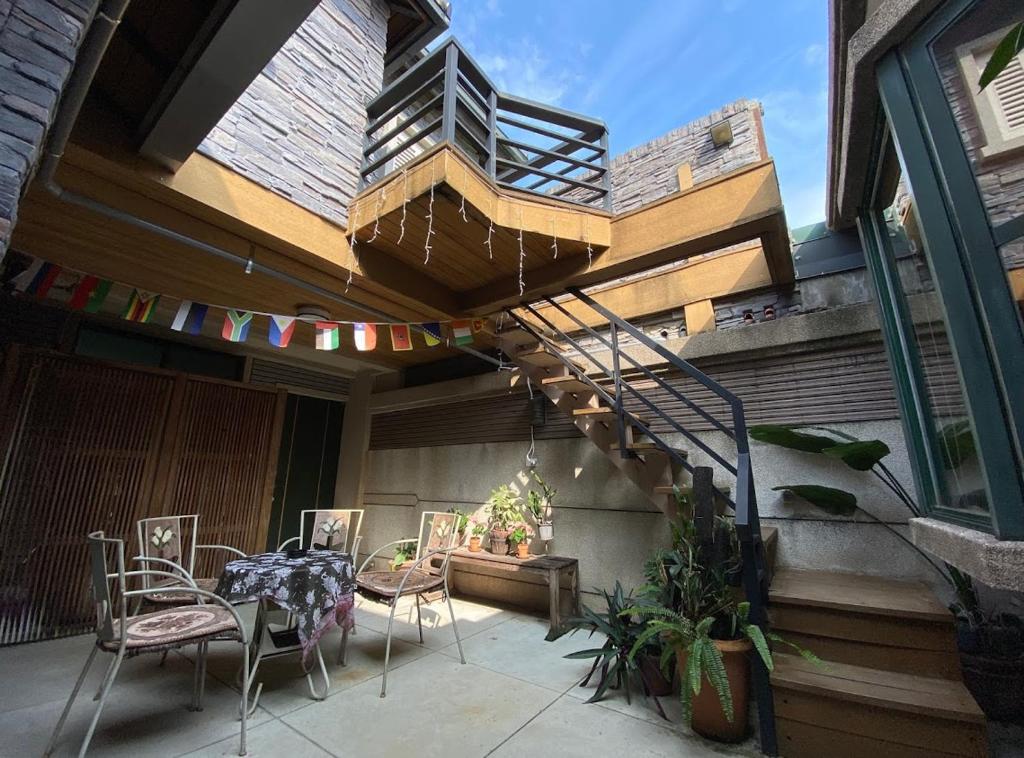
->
[486,485,523,555]
[527,472,556,540]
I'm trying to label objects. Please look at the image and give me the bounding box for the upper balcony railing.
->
[360,39,612,210]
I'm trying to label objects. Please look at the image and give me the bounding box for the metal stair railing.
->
[504,287,779,756]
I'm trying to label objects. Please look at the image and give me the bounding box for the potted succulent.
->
[468,522,486,552]
[527,471,556,541]
[485,484,523,555]
[509,522,533,559]
[563,582,670,718]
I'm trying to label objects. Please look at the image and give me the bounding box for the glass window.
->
[872,142,990,518]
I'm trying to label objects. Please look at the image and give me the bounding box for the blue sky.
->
[447,0,829,228]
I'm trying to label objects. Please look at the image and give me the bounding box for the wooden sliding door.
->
[0,348,284,645]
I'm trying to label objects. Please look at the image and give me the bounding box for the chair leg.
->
[77,647,125,758]
[190,640,208,712]
[380,599,400,698]
[44,645,99,757]
[338,623,349,666]
[446,591,466,664]
[415,595,424,644]
[304,644,330,701]
[91,651,120,702]
[239,639,250,757]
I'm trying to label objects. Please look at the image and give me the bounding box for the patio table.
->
[215,550,355,659]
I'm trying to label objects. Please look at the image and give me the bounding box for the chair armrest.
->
[352,534,364,561]
[197,544,247,559]
[122,585,250,644]
[393,547,459,597]
[277,537,300,551]
[356,538,420,575]
[129,558,199,589]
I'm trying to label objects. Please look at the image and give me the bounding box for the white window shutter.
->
[990,52,1024,134]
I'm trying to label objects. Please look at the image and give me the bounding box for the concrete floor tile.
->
[352,595,518,650]
[437,615,592,693]
[489,695,760,758]
[282,653,559,757]
[178,719,335,758]
[0,648,271,758]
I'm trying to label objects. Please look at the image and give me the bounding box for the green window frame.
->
[857,0,1024,539]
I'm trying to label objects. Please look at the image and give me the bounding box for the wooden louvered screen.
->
[0,349,175,645]
[0,348,284,645]
[158,378,285,580]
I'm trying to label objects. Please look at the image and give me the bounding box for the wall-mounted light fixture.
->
[710,120,734,148]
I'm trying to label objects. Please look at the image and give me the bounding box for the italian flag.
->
[315,321,340,350]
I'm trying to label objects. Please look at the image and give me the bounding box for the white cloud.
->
[804,43,825,65]
[476,41,576,105]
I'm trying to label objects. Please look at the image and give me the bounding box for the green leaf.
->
[980,23,1024,90]
[773,485,859,516]
[749,425,841,454]
[822,440,891,471]
[564,648,613,660]
[701,641,733,723]
[744,624,774,672]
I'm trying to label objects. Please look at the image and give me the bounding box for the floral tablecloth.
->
[214,550,355,656]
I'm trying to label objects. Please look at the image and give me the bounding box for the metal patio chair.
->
[45,531,252,758]
[136,514,246,609]
[352,510,466,697]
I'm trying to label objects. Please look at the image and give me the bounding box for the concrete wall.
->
[610,98,766,214]
[0,0,97,255]
[198,0,390,228]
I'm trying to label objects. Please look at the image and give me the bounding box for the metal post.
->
[610,321,630,458]
[441,44,459,145]
[487,90,498,179]
[599,130,612,211]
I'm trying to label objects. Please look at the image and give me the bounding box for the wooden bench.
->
[446,550,580,640]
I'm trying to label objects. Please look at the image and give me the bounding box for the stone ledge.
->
[910,517,1024,591]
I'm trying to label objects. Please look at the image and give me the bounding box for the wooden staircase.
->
[769,569,988,757]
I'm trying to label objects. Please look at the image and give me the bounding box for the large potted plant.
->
[563,582,671,718]
[485,485,522,555]
[626,489,817,742]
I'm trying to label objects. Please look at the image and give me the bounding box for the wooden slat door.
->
[155,377,285,581]
[0,350,174,644]
[0,349,286,645]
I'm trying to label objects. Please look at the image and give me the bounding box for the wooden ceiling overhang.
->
[349,146,793,316]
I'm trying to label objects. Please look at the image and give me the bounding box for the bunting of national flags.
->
[2,254,485,353]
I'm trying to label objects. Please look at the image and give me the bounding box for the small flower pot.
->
[538,523,554,541]
[468,536,482,552]
[515,542,530,559]
[489,528,510,555]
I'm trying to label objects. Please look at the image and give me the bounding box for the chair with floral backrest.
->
[277,509,364,556]
[136,514,246,610]
[275,509,364,663]
[351,510,466,697]
[44,531,252,758]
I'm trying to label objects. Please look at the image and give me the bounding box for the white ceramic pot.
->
[538,523,554,541]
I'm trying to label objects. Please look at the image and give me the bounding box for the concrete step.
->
[772,653,987,758]
[769,569,961,679]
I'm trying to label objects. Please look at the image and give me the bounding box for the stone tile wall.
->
[198,0,390,229]
[0,0,96,255]
[609,98,766,214]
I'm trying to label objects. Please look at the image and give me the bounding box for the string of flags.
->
[2,254,486,353]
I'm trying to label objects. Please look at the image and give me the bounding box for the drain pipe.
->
[35,0,501,368]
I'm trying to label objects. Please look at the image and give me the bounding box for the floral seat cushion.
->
[144,576,219,604]
[101,605,239,651]
[356,570,443,599]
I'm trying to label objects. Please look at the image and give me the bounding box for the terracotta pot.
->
[538,523,554,541]
[677,638,751,743]
[639,653,673,696]
[515,542,530,559]
[468,536,482,552]
[489,528,510,555]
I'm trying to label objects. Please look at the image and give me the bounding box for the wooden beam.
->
[460,159,793,313]
[510,242,771,332]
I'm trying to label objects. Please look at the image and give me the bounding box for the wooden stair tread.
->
[770,569,952,622]
[516,347,584,371]
[771,653,985,724]
[541,375,596,393]
[609,442,687,456]
[652,484,729,495]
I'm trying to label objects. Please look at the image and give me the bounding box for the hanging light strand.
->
[424,156,436,264]
[459,162,469,223]
[550,216,558,259]
[346,201,360,292]
[484,195,494,260]
[368,184,386,242]
[397,168,409,244]
[517,208,526,296]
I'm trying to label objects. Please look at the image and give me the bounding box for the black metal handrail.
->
[505,287,778,756]
[360,39,611,210]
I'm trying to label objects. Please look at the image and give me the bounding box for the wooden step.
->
[772,653,987,758]
[652,484,729,495]
[540,375,595,393]
[516,347,584,372]
[609,442,687,456]
[770,569,961,679]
